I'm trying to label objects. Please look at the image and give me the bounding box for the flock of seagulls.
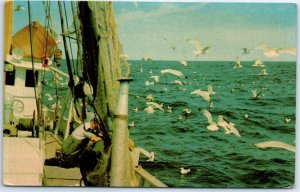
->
[119,37,296,176]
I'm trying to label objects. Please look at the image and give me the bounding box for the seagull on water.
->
[217,115,241,137]
[233,56,243,68]
[251,89,262,100]
[180,167,191,175]
[161,69,185,78]
[142,56,152,61]
[144,105,155,114]
[166,106,172,113]
[132,108,138,112]
[128,121,135,128]
[252,59,265,67]
[201,109,219,131]
[187,39,211,56]
[183,108,192,118]
[258,69,268,76]
[145,81,155,86]
[146,102,164,111]
[285,117,291,123]
[146,94,154,102]
[178,60,188,67]
[150,75,160,83]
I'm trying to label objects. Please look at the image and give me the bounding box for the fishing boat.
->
[3,0,167,187]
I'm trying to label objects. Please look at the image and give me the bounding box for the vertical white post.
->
[110,78,132,187]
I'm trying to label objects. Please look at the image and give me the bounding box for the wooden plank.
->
[135,166,167,187]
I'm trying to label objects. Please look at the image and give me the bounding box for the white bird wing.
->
[255,44,273,51]
[254,140,295,152]
[227,123,241,137]
[161,69,184,77]
[278,48,296,55]
[201,109,214,124]
[188,39,202,52]
[263,50,279,58]
[207,85,216,95]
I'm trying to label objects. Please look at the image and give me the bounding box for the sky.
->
[113,1,297,61]
[3,0,298,62]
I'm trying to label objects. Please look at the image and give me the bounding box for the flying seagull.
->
[201,109,219,131]
[187,39,211,56]
[15,5,25,11]
[161,69,185,78]
[254,140,295,153]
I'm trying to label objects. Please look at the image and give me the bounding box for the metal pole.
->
[110,78,132,187]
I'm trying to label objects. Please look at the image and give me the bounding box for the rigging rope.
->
[63,1,76,75]
[27,0,40,125]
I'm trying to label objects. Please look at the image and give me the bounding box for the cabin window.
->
[5,70,15,86]
[25,70,39,87]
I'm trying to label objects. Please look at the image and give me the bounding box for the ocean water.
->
[44,60,296,188]
[127,60,296,188]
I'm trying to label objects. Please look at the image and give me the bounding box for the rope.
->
[63,1,76,75]
[27,0,40,124]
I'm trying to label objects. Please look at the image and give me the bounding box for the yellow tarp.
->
[12,21,57,59]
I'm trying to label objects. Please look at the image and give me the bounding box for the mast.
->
[58,0,74,90]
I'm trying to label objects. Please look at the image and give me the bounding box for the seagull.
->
[137,148,156,161]
[183,108,192,118]
[191,89,213,108]
[146,94,154,102]
[233,56,243,68]
[171,80,183,86]
[132,108,139,112]
[252,59,265,67]
[187,39,211,56]
[255,44,296,58]
[285,117,291,123]
[161,69,185,78]
[144,105,155,114]
[166,106,172,113]
[142,56,152,61]
[150,75,160,83]
[251,89,262,100]
[241,48,253,54]
[177,115,183,121]
[254,140,295,153]
[145,81,155,86]
[128,121,135,128]
[14,5,25,11]
[201,109,219,131]
[207,84,216,95]
[178,60,188,67]
[217,115,241,137]
[146,102,164,111]
[180,167,191,175]
[258,69,268,76]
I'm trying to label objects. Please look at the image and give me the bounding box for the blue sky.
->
[113,1,297,61]
[6,1,298,61]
